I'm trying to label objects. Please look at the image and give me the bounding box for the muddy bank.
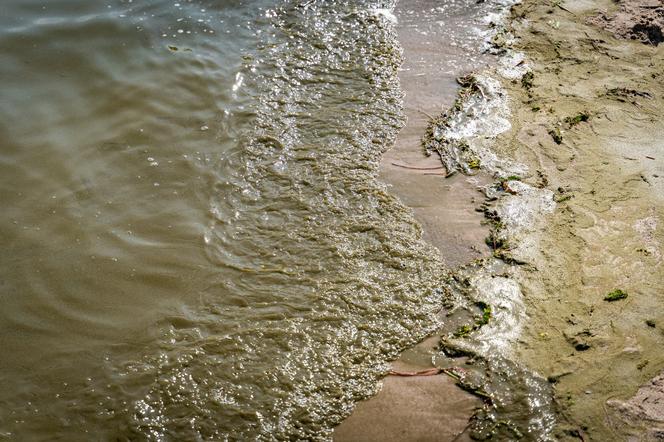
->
[488,0,664,439]
[588,0,664,46]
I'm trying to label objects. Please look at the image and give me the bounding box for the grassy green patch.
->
[476,302,492,327]
[564,112,591,127]
[604,289,628,302]
[454,324,473,338]
[451,303,493,339]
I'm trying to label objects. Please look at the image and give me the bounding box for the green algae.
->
[521,71,535,90]
[604,289,628,302]
[564,111,591,127]
[454,324,474,338]
[476,302,493,327]
[452,302,493,338]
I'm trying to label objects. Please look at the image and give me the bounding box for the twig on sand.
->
[417,109,436,120]
[602,394,621,440]
[391,162,444,170]
[476,83,487,100]
[388,368,442,377]
[556,2,575,15]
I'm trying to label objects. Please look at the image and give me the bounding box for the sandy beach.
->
[2,0,659,438]
[503,1,664,439]
[336,0,664,440]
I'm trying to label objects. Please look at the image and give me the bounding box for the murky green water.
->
[1,0,450,439]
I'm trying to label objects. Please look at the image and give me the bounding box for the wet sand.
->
[502,1,664,439]
[337,0,664,440]
[335,1,494,440]
[333,339,478,442]
[377,0,493,268]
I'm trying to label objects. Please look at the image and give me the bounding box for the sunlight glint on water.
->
[0,0,449,439]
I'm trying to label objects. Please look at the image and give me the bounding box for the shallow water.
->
[0,0,560,439]
[0,0,451,439]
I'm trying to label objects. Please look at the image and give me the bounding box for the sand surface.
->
[588,0,664,46]
[492,0,664,439]
[336,0,664,440]
[334,339,477,442]
[334,0,493,439]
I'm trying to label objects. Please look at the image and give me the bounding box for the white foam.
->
[497,50,529,80]
[370,8,398,25]
[497,181,556,234]
[472,275,526,357]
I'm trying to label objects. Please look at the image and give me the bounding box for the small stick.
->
[441,368,461,381]
[391,162,444,170]
[388,368,442,377]
[475,83,487,100]
[556,2,575,15]
[417,109,436,120]
[603,394,621,439]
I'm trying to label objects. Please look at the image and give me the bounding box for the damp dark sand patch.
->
[335,1,496,440]
[607,372,664,439]
[339,0,565,438]
[588,0,664,46]
[334,0,559,440]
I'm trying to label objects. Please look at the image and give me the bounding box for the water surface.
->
[0,0,449,439]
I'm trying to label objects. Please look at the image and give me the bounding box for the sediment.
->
[337,0,664,440]
[439,0,664,439]
[501,1,664,439]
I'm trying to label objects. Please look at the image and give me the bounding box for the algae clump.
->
[521,71,534,90]
[604,289,628,302]
[476,302,492,327]
[564,111,590,127]
[454,324,474,338]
